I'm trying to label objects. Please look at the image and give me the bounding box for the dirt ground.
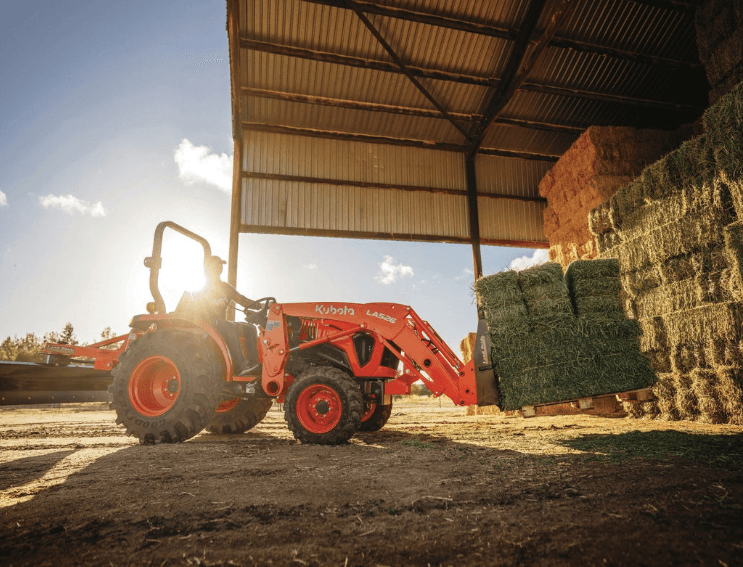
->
[1,399,743,567]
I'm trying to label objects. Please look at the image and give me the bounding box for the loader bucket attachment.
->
[474,319,500,407]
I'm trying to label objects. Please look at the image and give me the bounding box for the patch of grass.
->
[560,430,743,470]
[400,439,438,450]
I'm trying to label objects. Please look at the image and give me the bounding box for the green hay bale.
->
[565,259,624,319]
[498,350,655,410]
[715,366,743,425]
[690,368,727,424]
[653,373,680,421]
[494,317,654,410]
[517,263,573,317]
[476,270,528,326]
[674,372,700,420]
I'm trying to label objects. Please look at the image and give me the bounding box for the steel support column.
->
[465,155,483,280]
[227,135,243,321]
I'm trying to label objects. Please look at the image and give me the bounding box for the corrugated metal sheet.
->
[478,198,548,243]
[244,98,466,144]
[242,130,466,189]
[475,155,552,199]
[480,123,577,157]
[241,177,471,239]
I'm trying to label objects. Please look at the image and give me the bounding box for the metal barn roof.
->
[225,0,707,277]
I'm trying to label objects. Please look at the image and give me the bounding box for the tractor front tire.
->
[207,397,273,434]
[110,330,222,444]
[359,401,393,432]
[284,366,363,445]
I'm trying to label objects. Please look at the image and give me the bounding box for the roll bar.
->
[144,221,213,314]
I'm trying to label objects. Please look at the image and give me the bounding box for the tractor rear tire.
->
[207,397,273,434]
[110,330,222,444]
[359,401,393,432]
[284,366,363,445]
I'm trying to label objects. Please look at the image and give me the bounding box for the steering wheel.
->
[243,296,276,325]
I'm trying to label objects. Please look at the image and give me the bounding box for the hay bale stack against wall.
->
[696,0,743,104]
[540,127,689,268]
[476,262,655,411]
[589,82,743,424]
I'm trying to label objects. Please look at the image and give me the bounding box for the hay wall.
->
[696,0,743,104]
[590,82,743,424]
[540,127,690,268]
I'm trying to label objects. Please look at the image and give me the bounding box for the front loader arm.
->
[270,302,478,406]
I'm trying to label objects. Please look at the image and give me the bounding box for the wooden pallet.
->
[520,387,654,418]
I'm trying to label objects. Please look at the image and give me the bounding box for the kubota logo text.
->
[366,310,396,324]
[315,304,355,316]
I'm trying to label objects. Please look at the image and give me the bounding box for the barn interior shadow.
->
[558,429,743,470]
[0,449,76,491]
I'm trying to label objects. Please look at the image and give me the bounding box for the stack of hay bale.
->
[696,0,743,104]
[589,82,743,424]
[540,127,687,268]
[475,261,656,412]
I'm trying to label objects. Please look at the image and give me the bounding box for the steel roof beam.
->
[468,0,575,155]
[343,0,474,142]
[629,0,700,14]
[241,38,495,86]
[519,82,702,112]
[302,0,701,69]
[241,86,586,134]
[242,171,548,203]
[241,38,702,113]
[241,121,561,162]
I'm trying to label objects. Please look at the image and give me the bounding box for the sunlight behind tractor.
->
[158,233,207,311]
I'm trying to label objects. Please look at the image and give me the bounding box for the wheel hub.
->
[129,356,181,417]
[296,384,343,434]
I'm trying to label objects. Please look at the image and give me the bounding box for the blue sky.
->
[0,0,546,351]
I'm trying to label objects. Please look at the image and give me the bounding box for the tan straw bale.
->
[674,372,700,420]
[654,373,681,421]
[714,365,743,424]
[691,368,728,424]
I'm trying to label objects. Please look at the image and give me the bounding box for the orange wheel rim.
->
[129,356,181,417]
[296,384,342,434]
[361,403,376,423]
[217,398,241,413]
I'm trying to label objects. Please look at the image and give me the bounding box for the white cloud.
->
[174,138,232,193]
[303,263,317,270]
[455,268,474,281]
[509,249,550,271]
[0,190,7,207]
[375,255,414,285]
[39,194,106,217]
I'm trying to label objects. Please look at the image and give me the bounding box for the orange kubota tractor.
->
[42,222,496,445]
